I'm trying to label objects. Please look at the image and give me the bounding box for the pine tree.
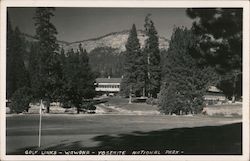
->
[186,8,242,101]
[61,45,96,113]
[159,27,217,115]
[6,19,29,99]
[62,49,81,111]
[28,42,40,99]
[6,14,14,99]
[78,44,96,99]
[33,7,60,112]
[144,14,161,98]
[6,16,31,113]
[122,24,144,102]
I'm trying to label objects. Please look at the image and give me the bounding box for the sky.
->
[8,7,193,42]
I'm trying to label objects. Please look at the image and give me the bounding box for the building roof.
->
[207,86,222,93]
[96,77,122,83]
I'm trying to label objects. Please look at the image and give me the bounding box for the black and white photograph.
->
[0,0,249,161]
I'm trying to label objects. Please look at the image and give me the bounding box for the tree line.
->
[122,9,242,114]
[121,14,161,101]
[88,47,125,78]
[7,8,96,113]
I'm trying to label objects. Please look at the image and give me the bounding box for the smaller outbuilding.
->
[204,86,226,104]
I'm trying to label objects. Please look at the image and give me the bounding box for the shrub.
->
[158,83,205,115]
[146,97,158,105]
[80,102,96,110]
[10,87,32,113]
[87,104,96,111]
[158,83,181,114]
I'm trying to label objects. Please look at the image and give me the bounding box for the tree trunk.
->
[129,95,132,104]
[129,86,132,104]
[232,70,240,103]
[232,95,236,103]
[45,100,50,113]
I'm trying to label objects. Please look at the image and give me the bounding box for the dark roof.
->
[96,78,122,83]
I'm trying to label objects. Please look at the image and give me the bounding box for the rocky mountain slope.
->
[23,30,169,53]
[62,30,169,53]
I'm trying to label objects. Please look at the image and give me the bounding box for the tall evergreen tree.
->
[61,49,80,110]
[62,44,96,113]
[121,24,144,101]
[28,42,40,99]
[144,14,161,98]
[33,7,60,112]
[6,19,29,99]
[159,27,217,115]
[78,44,96,99]
[6,14,14,99]
[186,8,242,101]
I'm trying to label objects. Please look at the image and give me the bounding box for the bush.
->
[10,87,32,113]
[158,83,204,115]
[158,84,180,114]
[80,102,96,110]
[61,101,73,109]
[87,104,96,111]
[146,97,158,105]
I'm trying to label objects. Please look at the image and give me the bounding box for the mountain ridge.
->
[68,29,169,44]
[22,29,169,53]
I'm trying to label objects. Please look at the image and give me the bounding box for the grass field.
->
[6,114,242,155]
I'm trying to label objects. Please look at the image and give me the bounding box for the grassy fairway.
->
[6,114,241,155]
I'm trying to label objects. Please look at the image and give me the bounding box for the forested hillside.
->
[88,47,125,77]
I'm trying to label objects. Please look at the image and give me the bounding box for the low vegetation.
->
[10,87,32,113]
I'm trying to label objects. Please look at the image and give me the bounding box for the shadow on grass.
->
[11,123,242,155]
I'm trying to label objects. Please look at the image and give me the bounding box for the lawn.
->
[204,103,242,116]
[103,97,159,111]
[6,114,242,155]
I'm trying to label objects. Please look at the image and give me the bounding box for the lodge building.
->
[95,77,122,94]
